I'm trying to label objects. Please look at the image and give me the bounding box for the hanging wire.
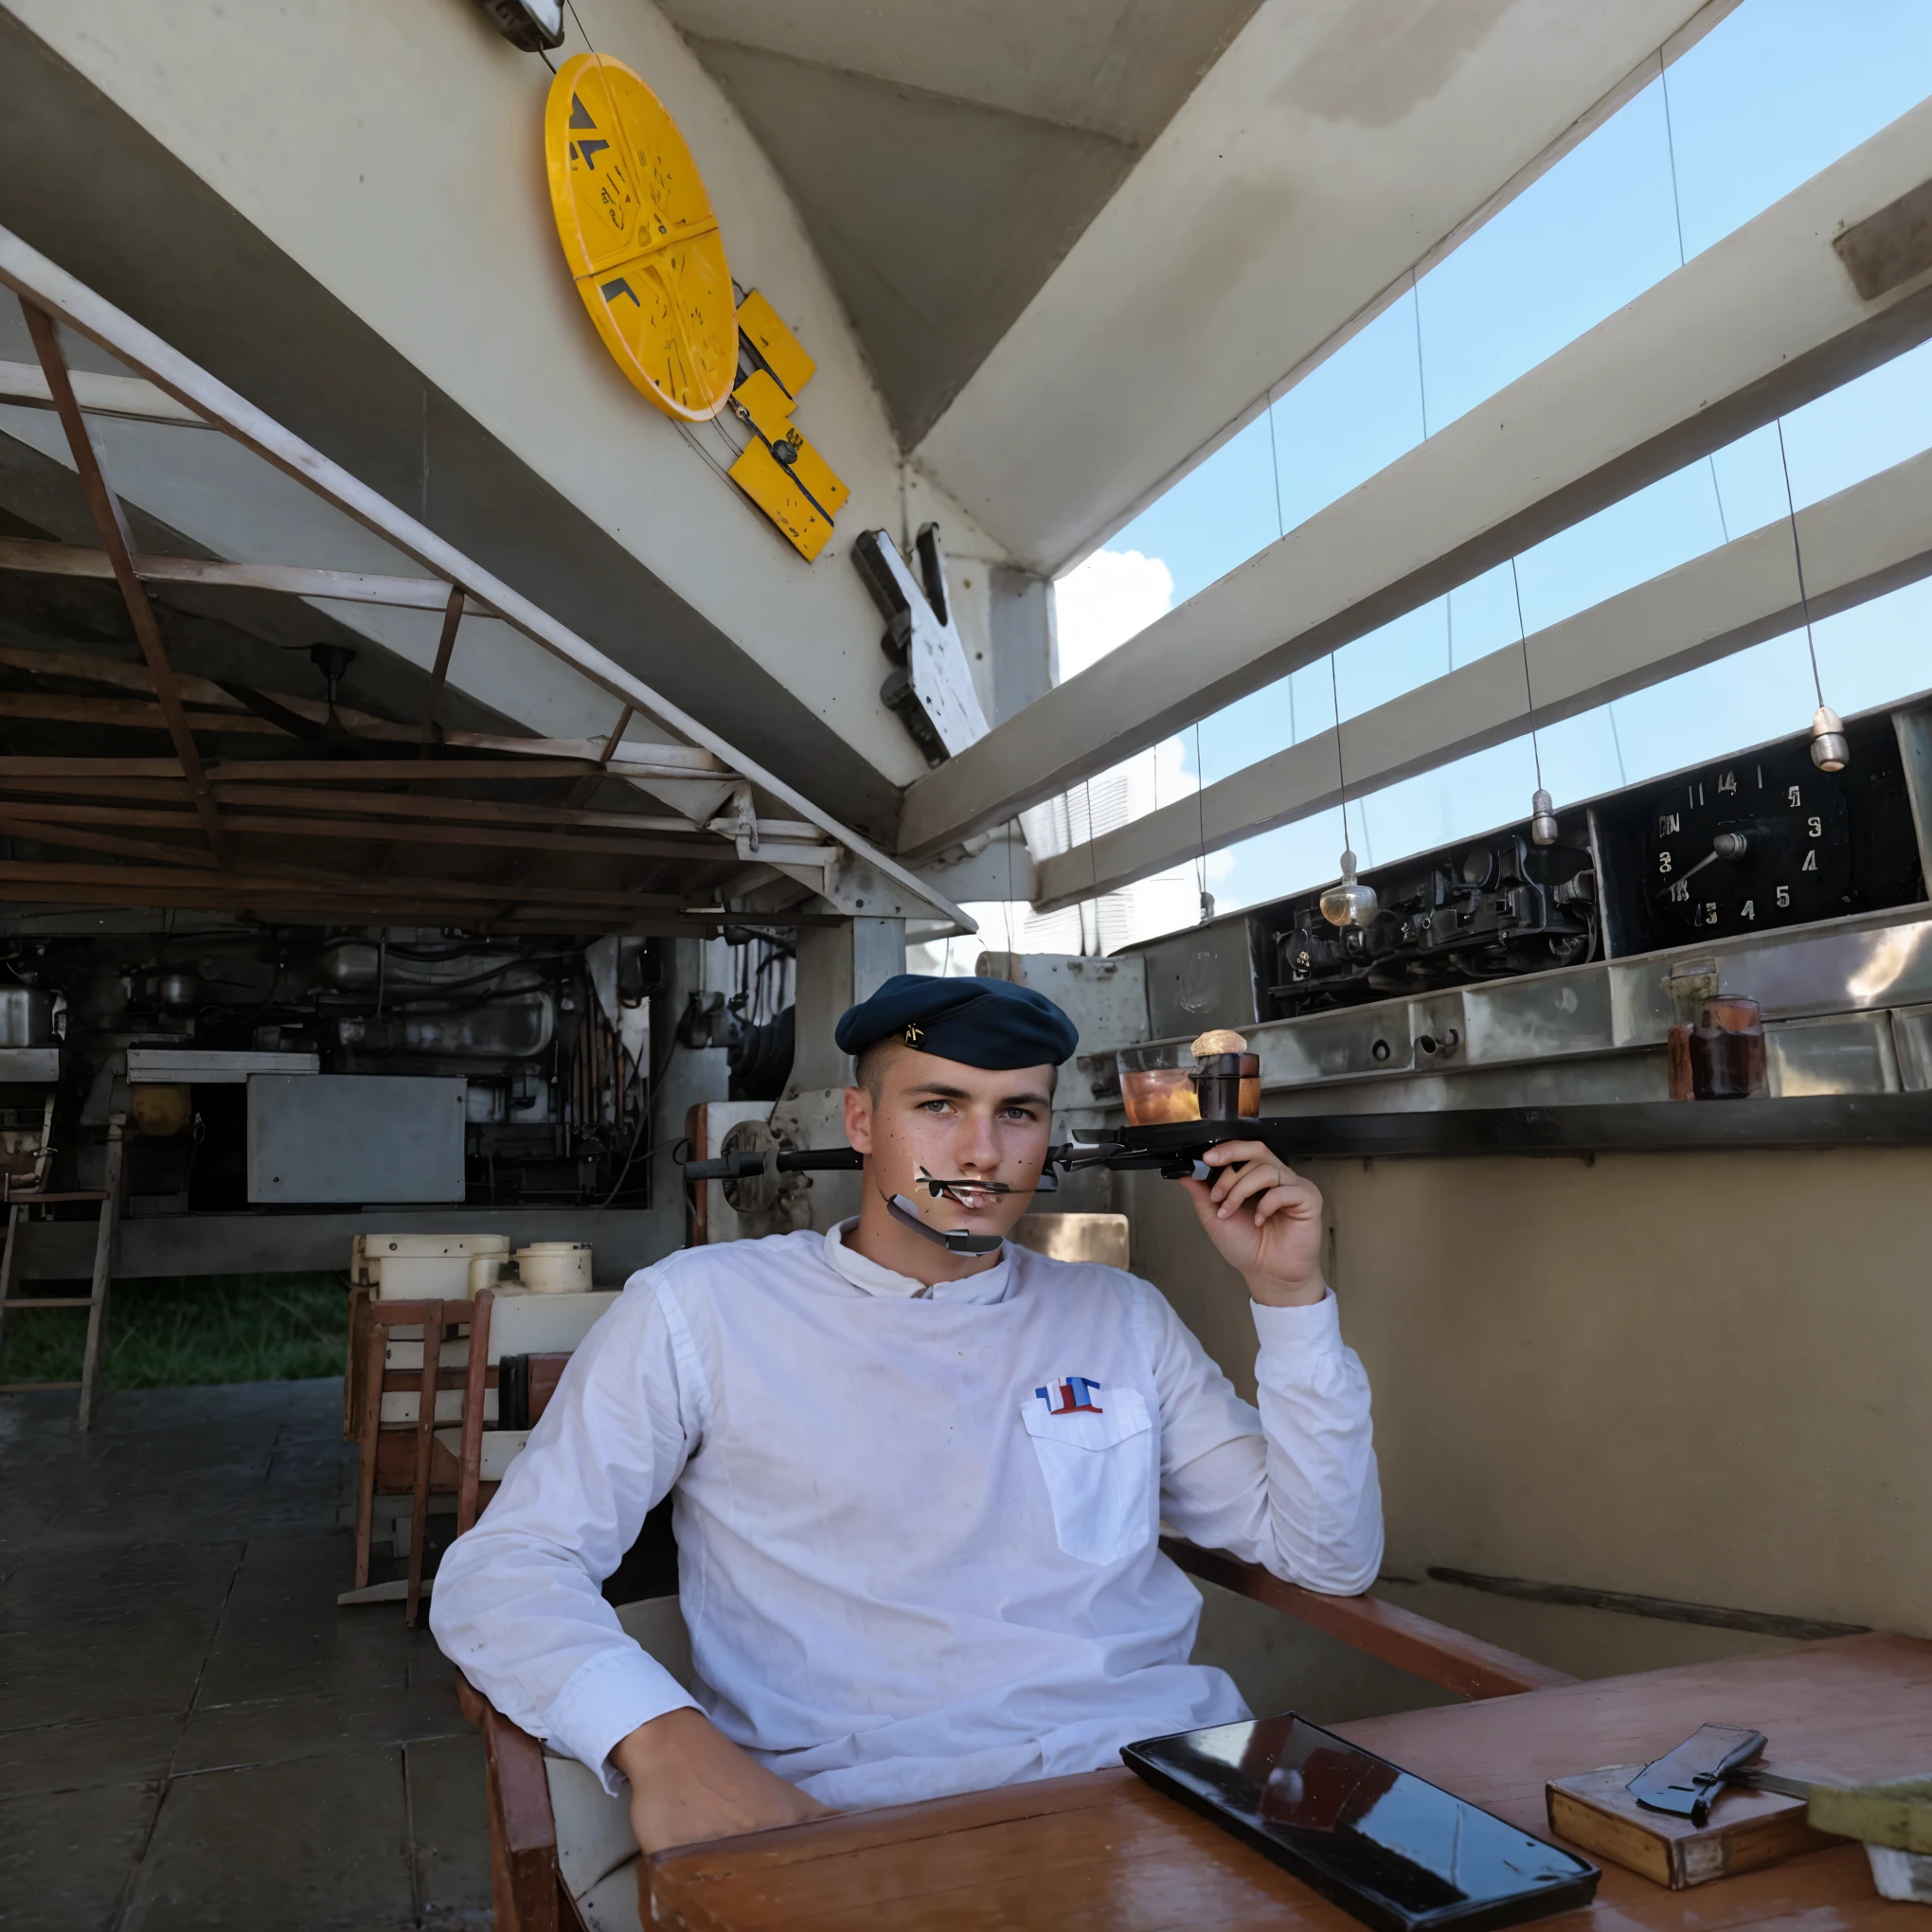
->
[1409,268,1454,675]
[1265,389,1287,544]
[1318,644,1380,924]
[1082,778,1100,954]
[1658,50,1732,546]
[1508,556,1546,792]
[1264,391,1300,745]
[1003,814,1017,956]
[1409,267,1431,439]
[1659,50,1689,263]
[1192,721,1211,921]
[1327,647,1351,852]
[1773,417,1828,708]
[565,0,595,47]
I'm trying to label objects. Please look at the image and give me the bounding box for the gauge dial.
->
[1646,746,1849,938]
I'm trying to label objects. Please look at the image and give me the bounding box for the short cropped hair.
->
[853,1036,903,1100]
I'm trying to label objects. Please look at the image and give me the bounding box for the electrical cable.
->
[1659,49,1732,546]
[1409,267,1453,676]
[1509,556,1545,793]
[1192,720,1209,921]
[1264,393,1299,747]
[1326,646,1351,856]
[594,1015,675,1212]
[1774,417,1827,709]
[1082,781,1100,953]
[1004,814,1017,957]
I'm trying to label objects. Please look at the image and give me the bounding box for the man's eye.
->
[1002,1108,1037,1122]
[921,1099,953,1114]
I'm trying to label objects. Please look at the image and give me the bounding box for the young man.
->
[431,974,1381,1857]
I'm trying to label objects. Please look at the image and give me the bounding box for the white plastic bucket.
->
[511,1242,593,1294]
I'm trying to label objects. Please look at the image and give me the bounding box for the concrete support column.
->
[988,565,1055,724]
[638,937,728,1265]
[787,917,905,1097]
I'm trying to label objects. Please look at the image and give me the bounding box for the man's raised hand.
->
[1181,1140,1327,1308]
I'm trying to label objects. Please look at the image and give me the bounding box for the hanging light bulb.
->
[1508,558,1560,850]
[1530,787,1558,846]
[1318,653,1377,927]
[1773,420,1850,777]
[1809,705,1849,773]
[1320,849,1380,928]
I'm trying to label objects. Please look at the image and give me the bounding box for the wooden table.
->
[648,1634,1932,1931]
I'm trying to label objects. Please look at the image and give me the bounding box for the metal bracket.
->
[853,525,988,766]
[707,782,760,859]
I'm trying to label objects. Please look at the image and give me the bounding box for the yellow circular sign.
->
[545,52,738,421]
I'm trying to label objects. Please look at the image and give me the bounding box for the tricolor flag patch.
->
[1034,1375,1103,1417]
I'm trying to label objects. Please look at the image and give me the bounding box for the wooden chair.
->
[456,1550,1573,1932]
[349,1280,625,1622]
[351,1289,497,1626]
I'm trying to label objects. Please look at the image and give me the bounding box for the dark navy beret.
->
[835,973,1079,1069]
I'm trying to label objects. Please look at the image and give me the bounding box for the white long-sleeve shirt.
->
[430,1223,1381,1811]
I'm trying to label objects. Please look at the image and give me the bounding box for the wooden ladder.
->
[0,1105,125,1430]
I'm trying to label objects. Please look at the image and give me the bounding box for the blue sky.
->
[1058,0,1932,920]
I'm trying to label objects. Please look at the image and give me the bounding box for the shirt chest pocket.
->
[1019,1387,1154,1566]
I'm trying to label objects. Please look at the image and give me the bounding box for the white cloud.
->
[1053,549,1175,679]
[1152,731,1197,809]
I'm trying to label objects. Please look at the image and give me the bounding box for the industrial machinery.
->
[5,927,661,1213]
[1130,703,1929,1045]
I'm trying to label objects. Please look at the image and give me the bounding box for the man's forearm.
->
[1252,1297,1384,1593]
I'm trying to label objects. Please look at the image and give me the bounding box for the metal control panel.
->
[1125,700,1930,1035]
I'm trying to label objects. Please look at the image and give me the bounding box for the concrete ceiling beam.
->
[1032,441,1932,910]
[898,100,1932,865]
[915,0,1734,574]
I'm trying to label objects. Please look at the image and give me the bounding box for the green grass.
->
[0,1273,348,1389]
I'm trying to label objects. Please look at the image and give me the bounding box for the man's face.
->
[844,1046,1055,1244]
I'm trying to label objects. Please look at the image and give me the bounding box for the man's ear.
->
[844,1082,872,1154]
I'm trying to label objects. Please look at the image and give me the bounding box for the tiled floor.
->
[0,1379,490,1931]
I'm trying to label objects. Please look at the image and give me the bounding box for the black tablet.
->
[1123,1712,1599,1932]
